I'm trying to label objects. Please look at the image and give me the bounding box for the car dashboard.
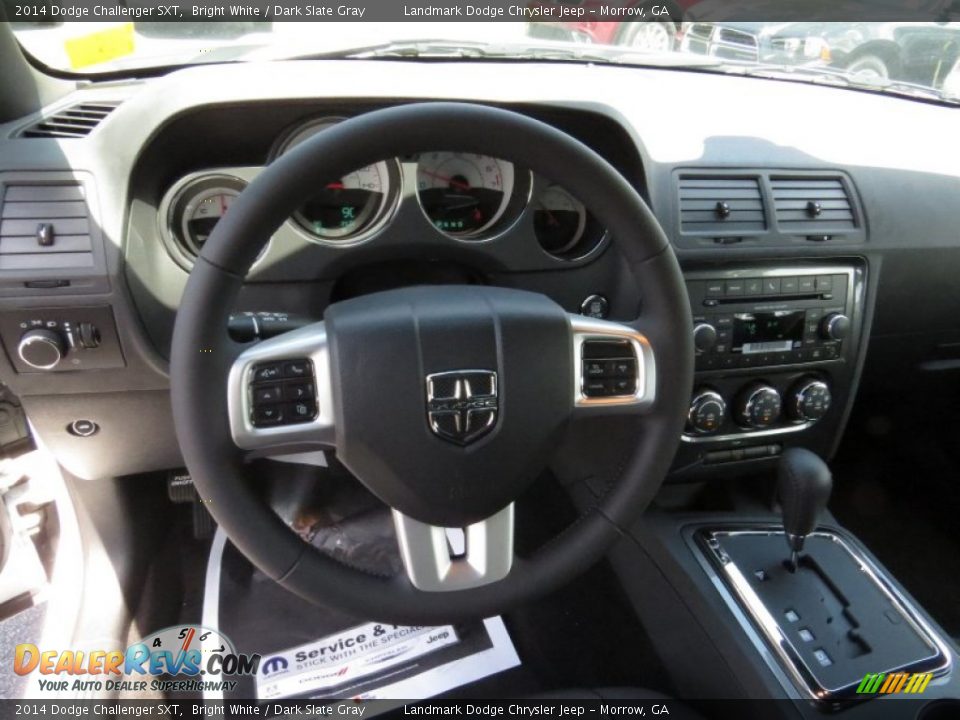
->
[0,58,958,483]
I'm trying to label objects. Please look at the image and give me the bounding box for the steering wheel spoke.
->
[392,504,514,592]
[569,314,656,416]
[226,322,336,452]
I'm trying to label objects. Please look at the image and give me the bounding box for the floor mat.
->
[209,531,520,701]
[206,535,666,701]
[0,603,45,698]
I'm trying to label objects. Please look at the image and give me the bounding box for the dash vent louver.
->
[678,176,766,235]
[770,177,856,232]
[18,102,120,139]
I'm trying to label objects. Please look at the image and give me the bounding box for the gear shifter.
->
[777,448,833,570]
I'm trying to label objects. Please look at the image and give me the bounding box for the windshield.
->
[10,18,960,102]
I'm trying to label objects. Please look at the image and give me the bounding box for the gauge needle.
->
[419,169,472,191]
[537,201,559,226]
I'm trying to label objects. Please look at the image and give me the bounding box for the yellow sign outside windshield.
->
[65,23,135,70]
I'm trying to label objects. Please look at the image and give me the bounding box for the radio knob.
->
[693,323,718,353]
[735,383,782,429]
[688,389,725,434]
[18,329,66,370]
[790,379,832,422]
[820,313,850,341]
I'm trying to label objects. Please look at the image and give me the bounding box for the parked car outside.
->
[680,21,960,88]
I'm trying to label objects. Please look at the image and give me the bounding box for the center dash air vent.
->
[770,177,856,233]
[678,176,765,235]
[18,102,120,139]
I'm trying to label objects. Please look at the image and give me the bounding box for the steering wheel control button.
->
[611,359,636,377]
[610,377,636,395]
[283,360,310,378]
[250,358,317,427]
[253,385,283,404]
[67,419,99,437]
[580,294,609,319]
[284,382,314,401]
[288,400,318,422]
[253,363,283,382]
[584,360,606,378]
[580,339,638,398]
[253,405,284,426]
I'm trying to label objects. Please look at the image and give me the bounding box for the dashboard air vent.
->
[18,102,120,139]
[678,176,765,234]
[770,177,856,232]
[0,184,94,270]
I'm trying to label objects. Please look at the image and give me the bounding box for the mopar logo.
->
[261,656,288,676]
[425,370,498,445]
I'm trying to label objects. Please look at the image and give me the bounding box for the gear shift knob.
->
[777,448,833,568]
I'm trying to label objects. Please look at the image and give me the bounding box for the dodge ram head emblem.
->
[425,370,498,445]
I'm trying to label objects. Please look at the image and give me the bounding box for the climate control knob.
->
[693,323,718,353]
[688,389,726,434]
[735,383,782,429]
[18,329,66,370]
[820,313,850,341]
[790,379,832,422]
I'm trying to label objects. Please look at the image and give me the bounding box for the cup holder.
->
[917,699,960,720]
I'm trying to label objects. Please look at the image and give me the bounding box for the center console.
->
[670,263,866,480]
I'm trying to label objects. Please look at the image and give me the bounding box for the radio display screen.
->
[733,311,805,354]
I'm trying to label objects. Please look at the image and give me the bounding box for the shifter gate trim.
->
[695,527,952,703]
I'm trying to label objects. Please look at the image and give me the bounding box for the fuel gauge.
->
[533,185,587,255]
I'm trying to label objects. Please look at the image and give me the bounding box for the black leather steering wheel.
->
[170,103,693,624]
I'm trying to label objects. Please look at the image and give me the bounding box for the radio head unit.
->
[685,267,855,372]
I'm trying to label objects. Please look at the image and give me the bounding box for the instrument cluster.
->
[158,115,608,271]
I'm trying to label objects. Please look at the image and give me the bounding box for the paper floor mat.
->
[255,616,519,700]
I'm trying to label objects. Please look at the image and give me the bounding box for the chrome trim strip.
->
[680,421,813,444]
[569,315,656,411]
[392,504,514,592]
[696,527,953,703]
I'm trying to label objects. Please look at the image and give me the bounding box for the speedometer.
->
[416,152,515,238]
[277,118,399,243]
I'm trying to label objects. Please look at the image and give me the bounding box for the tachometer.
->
[277,118,399,242]
[416,152,515,238]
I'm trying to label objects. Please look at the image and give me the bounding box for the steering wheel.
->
[170,103,693,624]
